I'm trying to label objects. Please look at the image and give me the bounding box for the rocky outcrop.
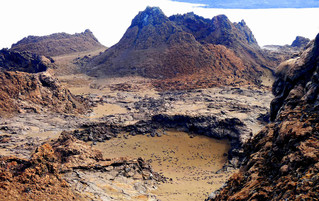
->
[262,36,310,66]
[209,34,319,200]
[270,34,319,121]
[291,36,310,48]
[85,7,275,90]
[0,46,87,116]
[0,48,55,73]
[11,29,105,57]
[0,71,87,116]
[0,133,164,200]
[0,141,83,200]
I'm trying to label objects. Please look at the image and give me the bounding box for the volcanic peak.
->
[85,7,276,90]
[130,6,168,28]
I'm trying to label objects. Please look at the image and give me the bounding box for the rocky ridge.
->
[209,34,319,200]
[85,7,275,90]
[170,13,273,72]
[291,36,311,48]
[11,29,105,57]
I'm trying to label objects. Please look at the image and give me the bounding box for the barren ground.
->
[0,49,273,200]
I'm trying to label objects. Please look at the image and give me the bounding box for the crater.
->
[96,130,233,200]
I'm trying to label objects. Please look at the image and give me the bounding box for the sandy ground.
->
[52,47,107,76]
[96,131,232,201]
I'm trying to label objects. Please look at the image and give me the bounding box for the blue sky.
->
[172,0,319,9]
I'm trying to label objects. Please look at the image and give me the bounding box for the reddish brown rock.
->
[0,71,87,116]
[0,144,83,201]
[209,34,319,201]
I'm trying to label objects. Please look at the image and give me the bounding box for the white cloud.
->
[0,0,318,48]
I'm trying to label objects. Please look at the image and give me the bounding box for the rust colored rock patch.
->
[0,71,87,116]
[0,144,81,201]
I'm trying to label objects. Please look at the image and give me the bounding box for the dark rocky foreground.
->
[208,34,319,201]
[0,133,165,200]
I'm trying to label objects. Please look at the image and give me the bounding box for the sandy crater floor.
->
[96,131,232,201]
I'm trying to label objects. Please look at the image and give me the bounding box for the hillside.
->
[10,29,105,57]
[85,7,276,90]
[209,33,319,200]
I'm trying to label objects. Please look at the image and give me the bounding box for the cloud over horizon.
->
[171,0,319,9]
[0,0,319,49]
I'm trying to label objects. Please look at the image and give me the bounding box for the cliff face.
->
[85,7,275,90]
[10,29,105,57]
[291,36,311,48]
[209,34,319,201]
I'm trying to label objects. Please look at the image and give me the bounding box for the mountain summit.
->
[85,7,275,90]
[130,7,167,29]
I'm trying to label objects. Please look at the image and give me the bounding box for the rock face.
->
[0,71,86,115]
[0,49,86,115]
[0,48,54,73]
[270,34,319,121]
[291,36,310,48]
[209,34,319,200]
[0,133,163,200]
[86,7,275,90]
[11,29,105,57]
